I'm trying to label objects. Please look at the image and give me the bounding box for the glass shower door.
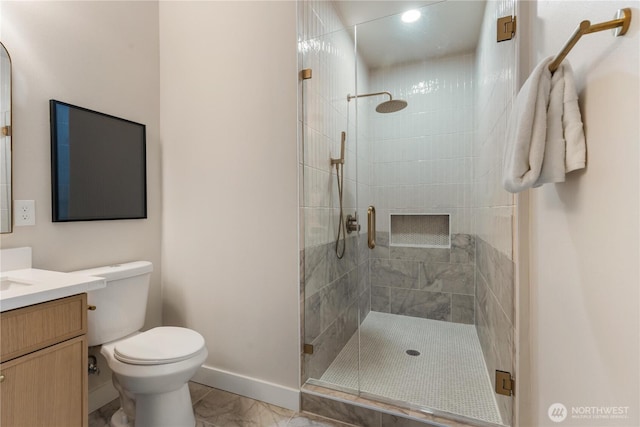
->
[350,2,515,426]
[299,6,365,394]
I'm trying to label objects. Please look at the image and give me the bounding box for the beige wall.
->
[2,0,300,403]
[159,1,300,390]
[0,0,161,401]
[526,2,639,426]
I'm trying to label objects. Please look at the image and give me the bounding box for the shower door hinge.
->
[497,15,516,42]
[495,370,515,396]
[301,69,312,80]
[303,344,314,354]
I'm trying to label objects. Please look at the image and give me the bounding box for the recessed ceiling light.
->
[401,9,421,23]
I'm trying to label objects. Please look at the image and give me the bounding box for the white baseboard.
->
[192,365,300,412]
[88,380,119,413]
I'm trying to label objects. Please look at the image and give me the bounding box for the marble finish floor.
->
[319,312,502,425]
[89,382,354,427]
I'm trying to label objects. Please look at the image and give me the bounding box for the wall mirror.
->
[1,42,12,233]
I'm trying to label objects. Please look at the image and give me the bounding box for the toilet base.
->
[109,408,132,427]
[135,383,195,427]
[110,383,196,427]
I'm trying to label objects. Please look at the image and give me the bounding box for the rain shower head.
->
[347,91,408,113]
[376,99,408,113]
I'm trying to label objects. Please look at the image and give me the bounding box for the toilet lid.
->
[114,327,205,365]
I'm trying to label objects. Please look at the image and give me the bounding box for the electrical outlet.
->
[14,200,36,226]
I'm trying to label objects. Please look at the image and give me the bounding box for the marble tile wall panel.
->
[370,259,420,289]
[302,393,382,426]
[357,252,371,325]
[450,233,475,264]
[303,285,366,380]
[305,321,338,381]
[357,259,369,297]
[319,275,350,332]
[336,301,359,352]
[304,243,330,298]
[475,244,514,425]
[390,288,451,321]
[476,237,514,323]
[370,233,475,324]
[371,286,390,313]
[359,289,371,325]
[301,387,484,427]
[305,291,322,343]
[358,233,369,270]
[303,235,369,382]
[420,262,474,294]
[451,294,474,324]
[370,230,390,259]
[305,232,358,298]
[380,413,481,427]
[305,293,361,380]
[390,246,450,263]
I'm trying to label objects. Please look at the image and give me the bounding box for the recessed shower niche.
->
[389,214,450,248]
[299,1,517,426]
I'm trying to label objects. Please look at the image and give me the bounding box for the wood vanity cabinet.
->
[0,293,88,427]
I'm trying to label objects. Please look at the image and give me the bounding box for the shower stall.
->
[299,1,517,426]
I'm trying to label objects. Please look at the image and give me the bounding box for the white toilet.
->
[74,261,207,427]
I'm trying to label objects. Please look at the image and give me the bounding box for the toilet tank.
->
[72,261,153,346]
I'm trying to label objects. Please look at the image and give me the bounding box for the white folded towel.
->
[561,62,586,173]
[502,56,586,193]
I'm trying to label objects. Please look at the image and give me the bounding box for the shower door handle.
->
[367,206,376,249]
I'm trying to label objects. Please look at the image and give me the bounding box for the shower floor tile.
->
[318,311,502,425]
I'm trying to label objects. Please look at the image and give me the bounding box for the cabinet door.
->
[1,335,88,427]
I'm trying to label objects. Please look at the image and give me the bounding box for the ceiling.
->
[332,1,487,69]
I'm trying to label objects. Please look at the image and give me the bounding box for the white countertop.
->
[0,268,106,312]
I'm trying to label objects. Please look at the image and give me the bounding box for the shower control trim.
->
[346,213,360,234]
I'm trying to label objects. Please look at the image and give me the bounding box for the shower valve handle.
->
[346,213,360,233]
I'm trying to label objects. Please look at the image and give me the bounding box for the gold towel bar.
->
[549,8,632,73]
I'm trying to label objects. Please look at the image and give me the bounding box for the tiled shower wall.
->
[367,54,477,323]
[473,0,517,425]
[369,54,475,235]
[298,0,370,382]
[370,232,476,323]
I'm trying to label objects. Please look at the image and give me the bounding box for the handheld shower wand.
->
[331,131,345,165]
[332,132,346,259]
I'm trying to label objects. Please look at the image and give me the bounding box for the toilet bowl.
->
[73,262,208,427]
[101,328,207,427]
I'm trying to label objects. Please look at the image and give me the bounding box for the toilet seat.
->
[114,327,205,365]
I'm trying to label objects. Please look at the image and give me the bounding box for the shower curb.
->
[301,384,504,427]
